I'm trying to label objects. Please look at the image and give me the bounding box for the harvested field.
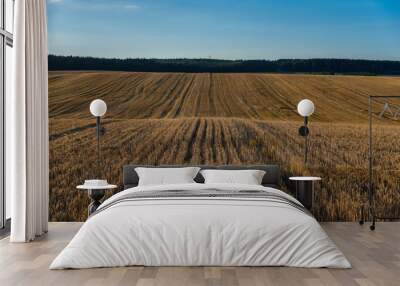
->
[49,72,400,122]
[49,72,400,221]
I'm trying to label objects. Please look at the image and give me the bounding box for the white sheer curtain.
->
[8,0,49,242]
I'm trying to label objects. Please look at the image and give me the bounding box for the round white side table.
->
[289,177,321,210]
[77,184,117,216]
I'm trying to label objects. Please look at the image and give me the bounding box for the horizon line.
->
[48,54,400,63]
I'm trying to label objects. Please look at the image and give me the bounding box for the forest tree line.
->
[48,55,400,75]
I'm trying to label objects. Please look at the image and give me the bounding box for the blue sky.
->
[47,0,400,60]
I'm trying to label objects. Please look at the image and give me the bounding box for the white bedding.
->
[50,183,351,269]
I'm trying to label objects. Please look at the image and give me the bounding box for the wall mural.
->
[47,1,400,222]
[48,70,400,221]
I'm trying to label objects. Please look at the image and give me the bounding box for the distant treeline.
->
[48,55,400,75]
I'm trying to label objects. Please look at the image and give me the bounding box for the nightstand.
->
[289,177,321,210]
[77,182,117,216]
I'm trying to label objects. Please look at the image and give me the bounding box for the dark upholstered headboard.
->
[123,165,281,190]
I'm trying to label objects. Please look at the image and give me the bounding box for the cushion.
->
[200,169,266,185]
[135,167,201,186]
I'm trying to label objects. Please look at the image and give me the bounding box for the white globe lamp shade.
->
[90,99,107,117]
[297,99,315,117]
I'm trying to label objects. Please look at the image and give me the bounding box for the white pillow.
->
[200,169,266,185]
[135,167,201,186]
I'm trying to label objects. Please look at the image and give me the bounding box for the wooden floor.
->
[0,222,399,286]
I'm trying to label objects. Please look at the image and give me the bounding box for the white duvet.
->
[50,183,351,269]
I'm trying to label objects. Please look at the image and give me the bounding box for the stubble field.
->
[49,72,400,221]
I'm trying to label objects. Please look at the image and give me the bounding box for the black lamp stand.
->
[95,116,105,178]
[298,116,310,164]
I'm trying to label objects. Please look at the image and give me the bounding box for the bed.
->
[50,165,351,269]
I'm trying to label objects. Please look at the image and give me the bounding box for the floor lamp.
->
[297,99,315,164]
[90,99,107,178]
[359,95,400,230]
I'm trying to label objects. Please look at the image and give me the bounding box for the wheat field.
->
[49,71,400,221]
